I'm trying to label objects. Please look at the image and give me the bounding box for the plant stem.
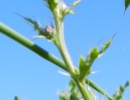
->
[0,22,67,71]
[85,78,113,100]
[52,10,92,99]
[73,78,92,100]
[53,12,76,76]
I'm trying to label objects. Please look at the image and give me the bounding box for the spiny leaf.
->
[113,80,130,100]
[14,12,43,35]
[86,47,99,64]
[99,32,117,55]
[99,39,112,55]
[15,13,55,40]
[124,0,130,12]
[78,55,91,80]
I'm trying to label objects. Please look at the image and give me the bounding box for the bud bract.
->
[44,0,58,11]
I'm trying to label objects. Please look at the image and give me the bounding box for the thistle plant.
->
[0,0,130,100]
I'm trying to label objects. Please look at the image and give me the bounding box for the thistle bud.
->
[41,25,55,39]
[45,25,53,35]
[58,1,68,11]
[62,0,81,17]
[58,1,69,16]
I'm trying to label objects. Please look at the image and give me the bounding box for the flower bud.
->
[58,1,69,16]
[41,25,55,39]
[45,25,53,35]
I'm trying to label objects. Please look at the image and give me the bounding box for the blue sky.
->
[0,0,130,100]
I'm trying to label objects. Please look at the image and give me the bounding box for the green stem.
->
[0,22,67,71]
[52,10,92,99]
[53,12,76,76]
[85,78,113,100]
[73,78,92,100]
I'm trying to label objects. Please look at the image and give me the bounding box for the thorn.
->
[97,37,103,47]
[42,13,54,20]
[14,12,33,27]
[111,31,118,40]
[98,53,104,58]
[89,40,93,52]
[14,12,25,18]
[91,71,99,74]
[32,35,44,39]
[44,21,48,26]
[50,20,54,28]
[58,71,70,76]
[123,10,126,16]
[76,44,81,56]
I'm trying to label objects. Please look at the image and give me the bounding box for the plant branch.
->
[53,13,76,75]
[0,22,113,100]
[73,78,92,100]
[0,22,67,71]
[85,78,113,100]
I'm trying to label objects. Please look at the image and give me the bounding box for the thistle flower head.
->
[58,1,69,14]
[42,25,55,39]
[44,0,81,20]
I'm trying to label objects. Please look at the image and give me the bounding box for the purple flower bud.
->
[45,25,53,35]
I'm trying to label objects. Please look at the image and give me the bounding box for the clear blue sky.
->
[0,0,130,100]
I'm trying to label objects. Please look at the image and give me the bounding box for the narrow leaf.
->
[78,55,91,80]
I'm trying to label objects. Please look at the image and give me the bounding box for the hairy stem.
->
[73,78,92,100]
[53,11,76,76]
[52,10,92,99]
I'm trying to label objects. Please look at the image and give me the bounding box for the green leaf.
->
[113,80,130,100]
[78,55,91,80]
[99,39,112,55]
[125,0,130,11]
[14,13,43,35]
[69,80,76,93]
[85,47,99,65]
